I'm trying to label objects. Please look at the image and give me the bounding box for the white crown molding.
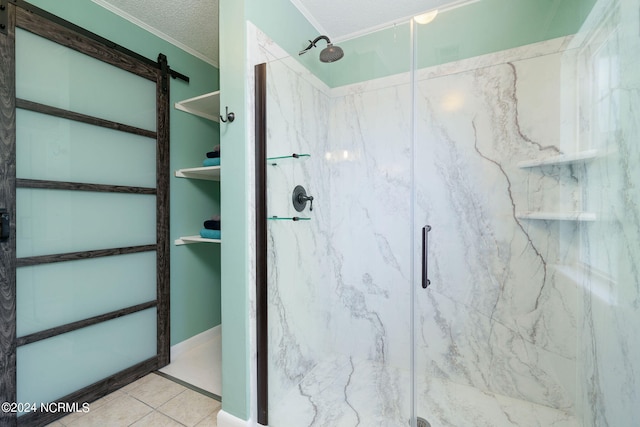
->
[335,0,481,42]
[91,0,219,68]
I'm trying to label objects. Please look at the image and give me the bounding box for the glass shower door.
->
[412,0,640,425]
[260,0,640,424]
[412,3,582,424]
[572,0,640,424]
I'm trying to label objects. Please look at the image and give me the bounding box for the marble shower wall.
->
[322,36,581,413]
[268,35,581,423]
[265,53,415,425]
[262,21,638,425]
[264,57,333,409]
[323,80,415,425]
[413,38,580,412]
[574,0,640,425]
[326,80,413,368]
[264,49,416,424]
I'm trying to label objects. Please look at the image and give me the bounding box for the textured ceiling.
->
[91,0,474,68]
[92,0,219,67]
[292,0,471,40]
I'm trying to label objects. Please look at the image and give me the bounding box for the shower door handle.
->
[422,225,431,289]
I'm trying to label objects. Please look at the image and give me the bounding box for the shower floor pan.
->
[269,356,577,427]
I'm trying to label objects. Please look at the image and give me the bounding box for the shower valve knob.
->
[292,185,314,212]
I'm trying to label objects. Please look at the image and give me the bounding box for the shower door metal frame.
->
[254,62,269,426]
[0,2,177,425]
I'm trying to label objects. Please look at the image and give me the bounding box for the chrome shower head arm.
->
[299,39,315,56]
[311,35,331,46]
[299,36,333,56]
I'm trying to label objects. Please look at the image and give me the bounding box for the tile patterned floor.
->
[45,373,221,427]
[159,329,222,397]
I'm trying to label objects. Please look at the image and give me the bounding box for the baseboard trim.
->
[169,324,221,360]
[217,409,253,427]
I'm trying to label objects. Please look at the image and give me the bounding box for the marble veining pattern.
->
[574,1,640,425]
[414,48,581,411]
[262,38,580,424]
[254,0,640,424]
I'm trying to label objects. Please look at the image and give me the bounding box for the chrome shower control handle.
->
[299,194,314,211]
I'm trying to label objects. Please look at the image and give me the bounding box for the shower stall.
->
[256,0,640,425]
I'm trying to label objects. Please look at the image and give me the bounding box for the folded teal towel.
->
[203,157,220,167]
[200,228,221,239]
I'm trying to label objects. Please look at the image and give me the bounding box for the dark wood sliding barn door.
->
[0,2,171,425]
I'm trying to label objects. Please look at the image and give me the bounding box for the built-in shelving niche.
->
[174,91,220,122]
[174,166,221,245]
[517,149,598,222]
[516,211,597,221]
[517,149,598,168]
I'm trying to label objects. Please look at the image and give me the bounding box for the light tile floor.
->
[159,330,222,397]
[45,373,221,427]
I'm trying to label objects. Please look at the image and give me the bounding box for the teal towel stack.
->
[200,228,221,239]
[203,157,220,167]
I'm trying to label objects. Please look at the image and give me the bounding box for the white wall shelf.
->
[517,149,599,168]
[175,235,221,246]
[175,165,221,245]
[174,91,220,122]
[516,211,597,221]
[175,166,220,181]
[173,92,222,244]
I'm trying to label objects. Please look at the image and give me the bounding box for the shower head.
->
[319,44,344,63]
[299,35,344,63]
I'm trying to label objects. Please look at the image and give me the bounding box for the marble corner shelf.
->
[267,153,310,165]
[174,235,221,245]
[175,166,220,181]
[516,211,597,221]
[174,91,220,122]
[517,149,599,168]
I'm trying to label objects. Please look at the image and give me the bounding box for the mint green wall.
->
[218,0,324,420]
[243,0,598,89]
[27,0,221,345]
[219,0,250,419]
[246,0,331,83]
[328,0,597,87]
[415,0,596,68]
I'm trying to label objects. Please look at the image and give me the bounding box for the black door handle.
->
[422,225,431,289]
[0,209,9,242]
